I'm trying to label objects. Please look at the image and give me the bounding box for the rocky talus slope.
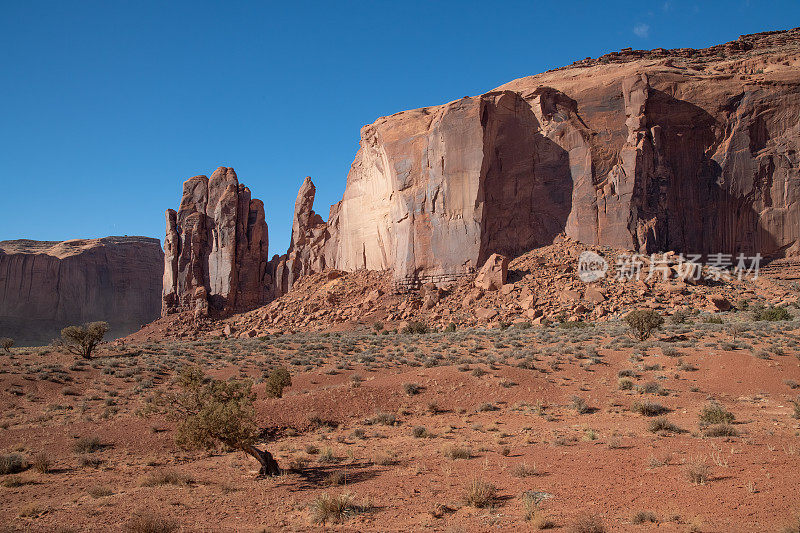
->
[0,236,163,345]
[130,237,799,342]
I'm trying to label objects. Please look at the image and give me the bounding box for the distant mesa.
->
[0,236,163,345]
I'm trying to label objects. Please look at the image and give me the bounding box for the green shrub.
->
[699,401,734,426]
[647,417,682,434]
[624,310,664,341]
[703,423,739,437]
[753,306,791,321]
[57,321,109,359]
[632,400,668,416]
[402,321,429,334]
[265,367,292,398]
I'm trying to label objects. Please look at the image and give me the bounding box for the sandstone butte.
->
[162,28,800,318]
[0,237,163,345]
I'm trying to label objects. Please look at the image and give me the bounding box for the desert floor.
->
[2,312,800,532]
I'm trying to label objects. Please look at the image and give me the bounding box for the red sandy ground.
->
[1,314,800,532]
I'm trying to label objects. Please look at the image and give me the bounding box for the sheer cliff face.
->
[162,167,270,317]
[326,90,591,278]
[0,237,163,345]
[322,30,800,277]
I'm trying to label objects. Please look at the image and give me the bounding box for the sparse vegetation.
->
[567,513,606,533]
[647,417,682,434]
[310,492,371,524]
[57,321,109,359]
[703,423,739,437]
[264,366,292,398]
[125,511,179,533]
[753,306,791,321]
[684,457,710,484]
[631,511,658,524]
[632,400,668,416]
[699,401,735,426]
[403,382,423,395]
[31,451,51,473]
[570,396,590,414]
[0,337,13,353]
[402,321,430,334]
[442,444,471,460]
[0,453,27,475]
[624,309,664,341]
[151,366,280,476]
[463,479,497,508]
[73,436,103,454]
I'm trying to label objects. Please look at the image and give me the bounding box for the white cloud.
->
[633,23,650,38]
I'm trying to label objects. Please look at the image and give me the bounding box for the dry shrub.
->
[323,471,346,486]
[87,484,113,498]
[684,457,710,485]
[567,513,605,533]
[463,479,497,508]
[125,511,178,533]
[73,436,103,454]
[631,510,658,524]
[702,423,739,437]
[647,417,682,434]
[0,453,27,475]
[511,462,537,477]
[442,444,471,460]
[309,492,371,524]
[632,400,668,416]
[31,452,51,474]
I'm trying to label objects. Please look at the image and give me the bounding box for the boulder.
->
[474,254,509,291]
[584,287,606,303]
[707,294,732,312]
[475,307,499,320]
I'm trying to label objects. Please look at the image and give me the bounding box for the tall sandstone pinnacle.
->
[270,176,330,298]
[162,167,270,318]
[164,29,800,312]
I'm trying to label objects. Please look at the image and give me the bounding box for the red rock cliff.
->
[0,236,163,345]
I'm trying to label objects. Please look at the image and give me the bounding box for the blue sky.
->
[2,0,797,253]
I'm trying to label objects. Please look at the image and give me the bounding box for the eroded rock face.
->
[270,177,331,298]
[320,28,800,280]
[0,237,163,345]
[164,30,800,305]
[162,167,270,317]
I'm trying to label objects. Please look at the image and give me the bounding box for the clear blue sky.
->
[2,0,797,253]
